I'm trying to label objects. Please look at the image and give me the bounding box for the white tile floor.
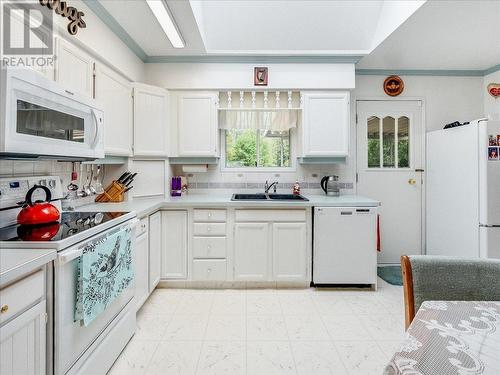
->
[108,278,404,375]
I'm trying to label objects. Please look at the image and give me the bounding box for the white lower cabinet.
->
[234,223,271,281]
[0,301,46,375]
[273,223,307,281]
[158,208,309,284]
[234,210,309,283]
[161,211,188,279]
[192,260,227,281]
[134,228,149,310]
[148,212,162,292]
[192,237,226,258]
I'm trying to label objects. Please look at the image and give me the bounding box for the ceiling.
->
[97,0,424,58]
[94,0,499,71]
[357,0,500,71]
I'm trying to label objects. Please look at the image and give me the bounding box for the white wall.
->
[484,71,500,120]
[145,63,355,90]
[354,75,484,131]
[51,0,145,81]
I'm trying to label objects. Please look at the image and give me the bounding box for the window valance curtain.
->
[218,110,298,132]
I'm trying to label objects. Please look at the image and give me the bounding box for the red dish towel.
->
[377,214,381,252]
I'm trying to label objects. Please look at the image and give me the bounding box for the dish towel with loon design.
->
[75,225,134,326]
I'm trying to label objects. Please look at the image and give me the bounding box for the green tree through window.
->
[226,129,290,168]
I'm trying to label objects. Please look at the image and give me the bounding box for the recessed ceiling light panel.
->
[146,0,185,48]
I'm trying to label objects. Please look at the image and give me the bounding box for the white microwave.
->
[0,68,104,159]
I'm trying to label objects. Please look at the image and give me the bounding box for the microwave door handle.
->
[90,109,100,147]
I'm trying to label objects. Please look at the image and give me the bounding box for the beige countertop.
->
[79,193,379,218]
[0,248,56,287]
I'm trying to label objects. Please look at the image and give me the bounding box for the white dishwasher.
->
[313,207,377,287]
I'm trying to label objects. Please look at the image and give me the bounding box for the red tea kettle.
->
[17,185,60,226]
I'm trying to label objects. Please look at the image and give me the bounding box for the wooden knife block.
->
[95,181,125,203]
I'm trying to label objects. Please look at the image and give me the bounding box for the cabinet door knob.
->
[0,304,8,314]
[207,226,211,232]
[208,212,212,218]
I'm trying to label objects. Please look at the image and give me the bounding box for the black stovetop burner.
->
[0,211,129,242]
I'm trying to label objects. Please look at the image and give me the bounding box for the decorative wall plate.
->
[383,75,404,96]
[487,83,500,98]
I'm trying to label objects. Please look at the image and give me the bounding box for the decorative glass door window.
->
[367,116,410,168]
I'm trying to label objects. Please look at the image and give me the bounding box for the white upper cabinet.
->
[94,63,133,156]
[55,38,94,98]
[176,92,218,157]
[301,91,350,157]
[133,83,169,157]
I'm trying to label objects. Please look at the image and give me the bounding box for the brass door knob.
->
[0,304,8,314]
[408,179,417,185]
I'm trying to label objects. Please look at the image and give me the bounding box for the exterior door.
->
[356,100,424,264]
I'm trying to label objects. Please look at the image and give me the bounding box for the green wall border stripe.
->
[146,55,363,64]
[356,69,484,77]
[483,64,500,76]
[82,0,148,62]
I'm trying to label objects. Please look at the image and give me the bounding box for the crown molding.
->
[82,0,148,62]
[145,55,363,64]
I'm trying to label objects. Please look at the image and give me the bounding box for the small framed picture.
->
[254,67,268,86]
[488,147,499,161]
[489,135,498,146]
[497,135,500,145]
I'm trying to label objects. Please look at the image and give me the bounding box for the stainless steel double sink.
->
[231,193,309,201]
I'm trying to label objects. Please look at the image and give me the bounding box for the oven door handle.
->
[58,219,139,265]
[59,248,83,265]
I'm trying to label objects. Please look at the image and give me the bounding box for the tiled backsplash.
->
[172,163,354,193]
[0,160,96,206]
[187,181,354,190]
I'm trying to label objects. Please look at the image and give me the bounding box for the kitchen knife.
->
[124,186,133,193]
[122,172,137,185]
[117,172,130,183]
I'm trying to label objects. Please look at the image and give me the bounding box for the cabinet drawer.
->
[137,217,149,236]
[0,270,44,324]
[235,209,307,222]
[193,209,227,222]
[192,260,227,281]
[193,223,226,236]
[192,237,226,258]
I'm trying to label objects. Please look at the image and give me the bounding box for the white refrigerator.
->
[427,118,500,258]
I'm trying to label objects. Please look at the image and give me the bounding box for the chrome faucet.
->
[264,180,278,194]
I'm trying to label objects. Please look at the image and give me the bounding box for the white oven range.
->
[0,176,137,375]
